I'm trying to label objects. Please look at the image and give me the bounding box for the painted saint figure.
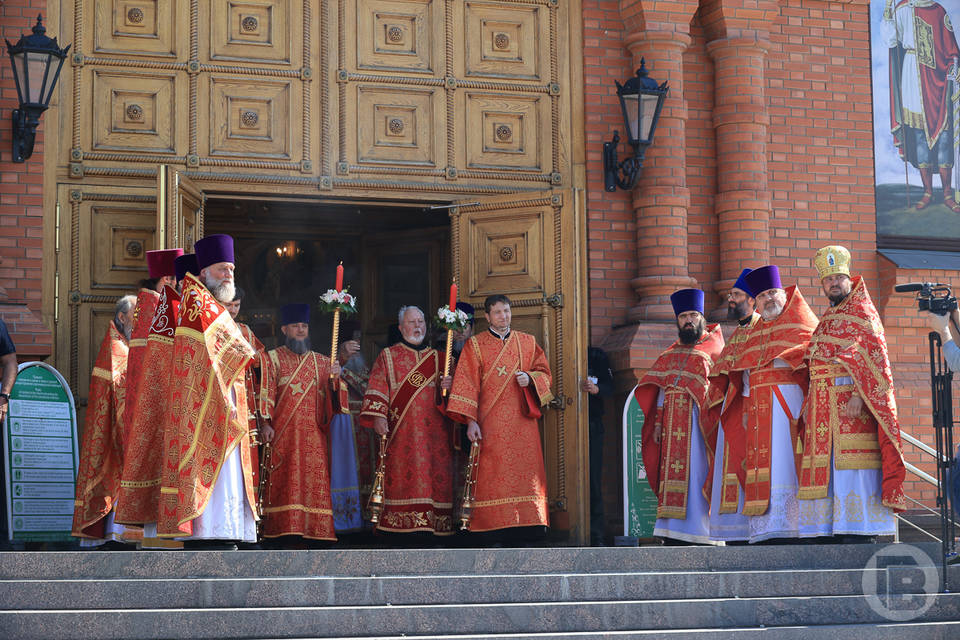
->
[882,0,960,212]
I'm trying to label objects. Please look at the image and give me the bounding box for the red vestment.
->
[802,276,906,511]
[358,343,454,535]
[446,330,553,532]
[704,314,759,513]
[72,323,128,538]
[634,325,725,519]
[121,289,159,443]
[157,273,256,537]
[258,346,348,540]
[236,322,264,486]
[114,285,180,525]
[721,286,818,516]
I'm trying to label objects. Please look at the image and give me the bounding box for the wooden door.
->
[157,165,204,251]
[361,228,450,356]
[55,184,159,410]
[452,189,588,542]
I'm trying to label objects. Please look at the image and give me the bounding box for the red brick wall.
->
[582,0,637,346]
[0,1,53,359]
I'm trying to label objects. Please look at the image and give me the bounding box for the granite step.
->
[3,594,960,640]
[0,543,942,580]
[313,624,960,640]
[4,566,958,610]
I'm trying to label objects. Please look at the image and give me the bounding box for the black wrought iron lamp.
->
[6,15,71,163]
[603,59,669,191]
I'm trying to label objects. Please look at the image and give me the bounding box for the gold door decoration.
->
[60,0,571,194]
[450,190,585,536]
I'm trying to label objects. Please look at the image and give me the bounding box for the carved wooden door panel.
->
[157,165,204,251]
[361,228,449,355]
[55,184,159,410]
[452,189,586,540]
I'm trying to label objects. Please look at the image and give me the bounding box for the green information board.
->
[3,363,79,542]
[622,384,658,538]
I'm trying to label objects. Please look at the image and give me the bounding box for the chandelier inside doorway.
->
[274,241,303,260]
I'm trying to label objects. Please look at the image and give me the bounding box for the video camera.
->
[894,282,958,316]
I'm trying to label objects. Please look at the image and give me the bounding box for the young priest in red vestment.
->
[447,294,553,539]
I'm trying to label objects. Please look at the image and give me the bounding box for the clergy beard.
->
[115,318,132,341]
[828,291,849,306]
[677,319,705,345]
[202,273,235,304]
[285,336,311,355]
[760,300,784,322]
[727,300,752,321]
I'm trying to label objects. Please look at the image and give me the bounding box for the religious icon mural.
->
[871,0,960,245]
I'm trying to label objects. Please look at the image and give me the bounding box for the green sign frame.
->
[3,362,79,542]
[622,384,658,538]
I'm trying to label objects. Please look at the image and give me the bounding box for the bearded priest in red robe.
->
[258,303,348,543]
[729,266,819,543]
[703,271,758,544]
[634,289,725,544]
[358,305,455,537]
[157,235,258,548]
[114,256,194,529]
[447,294,553,536]
[72,295,138,545]
[800,246,905,540]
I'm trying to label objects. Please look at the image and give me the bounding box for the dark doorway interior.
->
[205,198,451,362]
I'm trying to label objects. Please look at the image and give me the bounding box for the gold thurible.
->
[368,433,388,524]
[329,307,341,379]
[442,328,453,397]
[459,440,481,531]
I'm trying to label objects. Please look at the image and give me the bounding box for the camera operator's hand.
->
[928,311,953,342]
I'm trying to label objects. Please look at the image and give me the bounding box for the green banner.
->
[622,385,658,538]
[3,363,79,542]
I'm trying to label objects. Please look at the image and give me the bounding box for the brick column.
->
[625,30,697,322]
[706,37,772,303]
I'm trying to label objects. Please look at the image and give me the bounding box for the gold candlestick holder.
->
[329,307,341,379]
[442,328,453,397]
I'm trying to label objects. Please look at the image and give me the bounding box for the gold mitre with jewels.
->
[814,245,850,280]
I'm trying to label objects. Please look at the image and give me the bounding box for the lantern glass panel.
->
[12,50,52,105]
[621,93,639,142]
[638,93,659,142]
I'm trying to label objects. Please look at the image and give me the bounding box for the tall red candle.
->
[449,283,457,311]
[335,262,344,291]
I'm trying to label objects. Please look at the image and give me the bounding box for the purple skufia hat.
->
[732,268,754,297]
[744,265,782,296]
[280,303,310,326]
[194,234,235,270]
[670,288,704,316]
[174,253,199,282]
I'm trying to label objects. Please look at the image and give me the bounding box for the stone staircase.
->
[1,543,960,639]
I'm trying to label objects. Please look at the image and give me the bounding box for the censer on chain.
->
[367,433,388,524]
[459,440,481,530]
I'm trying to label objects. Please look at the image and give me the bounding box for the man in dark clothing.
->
[581,346,613,546]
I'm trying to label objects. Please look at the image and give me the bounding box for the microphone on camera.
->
[894,282,942,293]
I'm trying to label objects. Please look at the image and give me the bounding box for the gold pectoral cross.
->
[496,365,508,376]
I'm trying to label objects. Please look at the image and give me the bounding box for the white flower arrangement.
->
[318,288,357,314]
[435,304,470,331]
